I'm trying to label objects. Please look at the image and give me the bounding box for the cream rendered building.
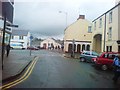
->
[40,38,61,49]
[92,2,120,53]
[64,15,92,53]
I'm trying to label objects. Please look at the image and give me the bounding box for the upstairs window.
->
[109,12,112,23]
[108,27,112,40]
[88,26,92,33]
[94,22,96,30]
[99,18,102,28]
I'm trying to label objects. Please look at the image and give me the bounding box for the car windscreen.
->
[92,52,99,56]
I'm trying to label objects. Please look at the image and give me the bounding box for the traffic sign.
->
[30,36,33,40]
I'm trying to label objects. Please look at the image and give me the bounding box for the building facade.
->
[92,3,120,53]
[0,0,14,52]
[40,38,61,49]
[64,15,92,53]
[10,30,30,49]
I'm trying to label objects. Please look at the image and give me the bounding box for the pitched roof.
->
[12,29,29,36]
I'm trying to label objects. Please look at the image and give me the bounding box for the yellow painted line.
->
[0,59,36,88]
[4,59,38,89]
[0,57,38,89]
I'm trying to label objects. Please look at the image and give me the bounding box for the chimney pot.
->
[77,15,85,20]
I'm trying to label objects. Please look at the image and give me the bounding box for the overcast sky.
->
[13,0,115,40]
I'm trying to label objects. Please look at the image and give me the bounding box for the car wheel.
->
[80,58,85,62]
[101,65,108,71]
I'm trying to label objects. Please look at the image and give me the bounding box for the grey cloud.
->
[13,1,115,39]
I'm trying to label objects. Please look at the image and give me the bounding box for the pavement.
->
[0,50,35,83]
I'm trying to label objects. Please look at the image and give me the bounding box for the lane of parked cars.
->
[79,51,119,71]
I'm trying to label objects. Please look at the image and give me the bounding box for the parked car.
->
[92,52,119,71]
[80,51,99,62]
[27,46,39,50]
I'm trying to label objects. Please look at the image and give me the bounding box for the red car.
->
[92,52,119,71]
[27,46,39,50]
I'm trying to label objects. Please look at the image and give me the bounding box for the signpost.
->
[71,39,75,58]
[30,35,33,56]
[1,15,18,70]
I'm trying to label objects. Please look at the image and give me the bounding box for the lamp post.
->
[59,11,68,28]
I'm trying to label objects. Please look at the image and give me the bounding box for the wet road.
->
[12,50,118,88]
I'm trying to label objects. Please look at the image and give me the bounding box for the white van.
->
[10,43,24,49]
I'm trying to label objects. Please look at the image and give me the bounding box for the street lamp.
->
[59,11,68,28]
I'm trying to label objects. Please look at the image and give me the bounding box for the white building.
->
[10,29,30,49]
[40,38,61,49]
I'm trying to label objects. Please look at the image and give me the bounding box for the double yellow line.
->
[0,57,38,90]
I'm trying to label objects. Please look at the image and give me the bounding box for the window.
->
[19,36,24,40]
[82,44,85,51]
[118,46,120,52]
[85,52,90,55]
[99,18,102,28]
[94,22,96,30]
[77,44,81,53]
[108,27,112,40]
[86,45,90,51]
[103,54,108,58]
[92,52,98,56]
[109,12,112,23]
[108,54,115,59]
[106,46,112,52]
[11,36,14,39]
[68,44,72,53]
[88,26,92,33]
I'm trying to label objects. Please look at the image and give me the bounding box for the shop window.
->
[82,44,85,51]
[77,44,81,53]
[68,44,72,53]
[86,45,90,51]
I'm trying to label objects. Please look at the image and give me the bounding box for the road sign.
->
[30,36,33,40]
[6,24,18,27]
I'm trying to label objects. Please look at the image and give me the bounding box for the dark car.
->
[27,46,39,50]
[80,51,99,62]
[92,52,119,70]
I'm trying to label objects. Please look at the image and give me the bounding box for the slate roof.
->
[12,29,29,36]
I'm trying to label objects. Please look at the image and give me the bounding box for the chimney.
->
[77,15,85,20]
